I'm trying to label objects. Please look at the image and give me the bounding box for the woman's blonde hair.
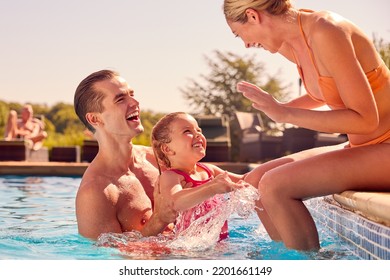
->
[151,112,187,173]
[223,0,291,23]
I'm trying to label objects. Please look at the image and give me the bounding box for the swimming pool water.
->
[0,175,360,260]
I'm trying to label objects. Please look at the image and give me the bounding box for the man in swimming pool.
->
[74,70,176,240]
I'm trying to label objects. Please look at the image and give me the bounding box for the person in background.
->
[4,104,47,150]
[74,70,176,240]
[223,0,390,250]
[151,112,251,240]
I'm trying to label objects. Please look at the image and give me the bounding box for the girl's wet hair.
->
[151,112,187,173]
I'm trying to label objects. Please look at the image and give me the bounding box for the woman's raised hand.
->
[237,81,286,123]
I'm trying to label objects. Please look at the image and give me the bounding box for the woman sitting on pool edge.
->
[151,112,254,240]
[223,0,390,251]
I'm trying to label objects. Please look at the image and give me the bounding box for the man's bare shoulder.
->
[133,144,154,156]
[133,144,153,151]
[78,160,150,198]
[75,168,123,238]
[133,144,158,166]
[76,169,111,201]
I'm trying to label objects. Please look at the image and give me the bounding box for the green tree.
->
[374,35,390,68]
[180,50,290,130]
[0,99,165,149]
[133,110,165,146]
[0,100,9,137]
[47,102,84,134]
[181,50,291,161]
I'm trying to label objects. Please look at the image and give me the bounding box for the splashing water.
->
[96,231,175,259]
[231,183,261,219]
[96,184,260,256]
[168,184,259,251]
[0,175,361,260]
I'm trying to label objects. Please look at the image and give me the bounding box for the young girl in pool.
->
[151,112,251,240]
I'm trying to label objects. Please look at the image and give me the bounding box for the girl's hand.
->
[212,171,249,194]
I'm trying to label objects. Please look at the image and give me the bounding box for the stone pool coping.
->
[0,161,89,176]
[333,191,390,228]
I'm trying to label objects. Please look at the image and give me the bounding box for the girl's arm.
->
[203,163,245,183]
[159,171,243,212]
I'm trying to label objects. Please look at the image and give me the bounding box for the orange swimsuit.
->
[292,10,390,147]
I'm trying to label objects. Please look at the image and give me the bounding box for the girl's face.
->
[165,114,207,162]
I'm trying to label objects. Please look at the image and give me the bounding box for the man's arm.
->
[141,212,172,236]
[76,184,122,240]
[141,178,176,236]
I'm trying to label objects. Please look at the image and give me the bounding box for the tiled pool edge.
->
[307,196,390,260]
[247,163,390,260]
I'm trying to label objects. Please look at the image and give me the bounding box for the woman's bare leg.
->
[245,158,295,241]
[260,143,390,251]
[244,144,346,242]
[4,110,18,140]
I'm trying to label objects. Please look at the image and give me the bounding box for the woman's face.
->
[227,9,278,53]
[228,19,264,49]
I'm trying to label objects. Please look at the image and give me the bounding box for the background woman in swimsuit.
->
[4,104,47,150]
[151,112,252,240]
[224,0,390,251]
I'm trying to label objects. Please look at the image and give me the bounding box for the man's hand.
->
[153,177,177,224]
[140,177,177,237]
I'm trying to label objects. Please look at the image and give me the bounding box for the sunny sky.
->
[1,0,389,113]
